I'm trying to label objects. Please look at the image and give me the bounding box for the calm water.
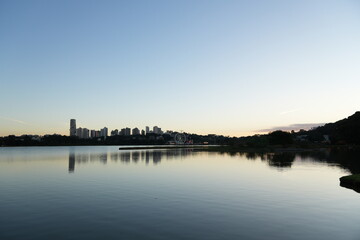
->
[0,146,359,240]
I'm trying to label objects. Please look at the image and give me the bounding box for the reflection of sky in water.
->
[0,146,360,240]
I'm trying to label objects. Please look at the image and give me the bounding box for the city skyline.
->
[71,118,167,139]
[1,1,359,137]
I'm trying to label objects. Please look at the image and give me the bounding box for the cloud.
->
[257,123,325,133]
[0,116,31,125]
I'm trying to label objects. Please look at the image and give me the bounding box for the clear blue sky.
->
[1,0,359,136]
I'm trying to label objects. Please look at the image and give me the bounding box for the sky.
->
[1,0,360,137]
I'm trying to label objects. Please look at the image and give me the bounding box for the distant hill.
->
[231,111,360,147]
[306,112,360,144]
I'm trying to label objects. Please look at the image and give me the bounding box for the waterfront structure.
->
[70,119,76,136]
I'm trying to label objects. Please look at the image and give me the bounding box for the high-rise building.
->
[125,127,131,136]
[153,126,159,134]
[132,128,140,135]
[76,128,83,138]
[95,130,100,137]
[70,119,76,136]
[100,127,108,138]
[119,128,125,136]
[145,126,150,134]
[82,128,89,139]
[90,130,96,138]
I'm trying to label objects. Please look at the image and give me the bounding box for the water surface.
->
[0,146,359,240]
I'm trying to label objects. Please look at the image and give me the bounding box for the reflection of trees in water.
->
[222,151,295,169]
[298,149,360,174]
[68,149,197,172]
[238,152,295,169]
[219,149,360,173]
[267,153,296,168]
[245,152,258,160]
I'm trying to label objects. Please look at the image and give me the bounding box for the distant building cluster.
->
[70,119,108,139]
[70,119,167,139]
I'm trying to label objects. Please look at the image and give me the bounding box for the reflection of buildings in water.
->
[145,151,150,164]
[132,151,140,163]
[68,151,75,173]
[90,153,101,162]
[120,152,131,163]
[141,151,145,161]
[68,148,360,177]
[68,148,196,172]
[76,153,90,163]
[99,153,107,164]
[68,150,109,173]
[119,149,195,165]
[152,151,162,164]
[111,152,118,162]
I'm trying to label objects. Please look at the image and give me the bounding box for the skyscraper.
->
[76,127,83,138]
[119,128,126,135]
[70,119,76,136]
[90,130,96,138]
[125,127,131,136]
[100,127,108,138]
[146,126,150,134]
[82,128,89,139]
